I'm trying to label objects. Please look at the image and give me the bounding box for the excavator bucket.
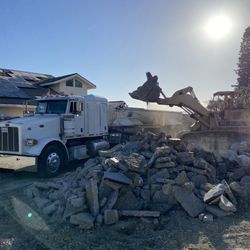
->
[129,72,162,102]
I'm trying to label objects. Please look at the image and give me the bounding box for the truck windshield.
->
[36,100,67,114]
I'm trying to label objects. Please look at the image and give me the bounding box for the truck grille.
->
[0,127,19,152]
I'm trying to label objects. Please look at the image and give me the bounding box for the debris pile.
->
[25,133,250,229]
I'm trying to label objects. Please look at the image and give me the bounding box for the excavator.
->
[129,72,250,151]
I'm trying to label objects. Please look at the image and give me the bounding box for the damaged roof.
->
[0,68,95,105]
[0,68,53,101]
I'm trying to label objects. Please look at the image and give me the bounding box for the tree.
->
[234,27,250,108]
[236,26,250,87]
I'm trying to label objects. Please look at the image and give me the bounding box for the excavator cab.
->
[213,91,250,126]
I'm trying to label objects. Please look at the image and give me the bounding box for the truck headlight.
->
[26,139,38,146]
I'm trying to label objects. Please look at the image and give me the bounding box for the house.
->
[0,68,96,119]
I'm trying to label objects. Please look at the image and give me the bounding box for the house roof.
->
[0,68,96,105]
[38,73,96,89]
[0,79,31,99]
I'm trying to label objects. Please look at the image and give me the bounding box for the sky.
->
[0,0,250,111]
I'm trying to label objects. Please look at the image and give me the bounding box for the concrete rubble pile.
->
[25,133,250,229]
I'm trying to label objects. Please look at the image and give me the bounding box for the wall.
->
[0,106,36,119]
[109,105,193,137]
[51,80,87,96]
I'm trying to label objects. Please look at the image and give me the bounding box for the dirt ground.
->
[1,167,250,250]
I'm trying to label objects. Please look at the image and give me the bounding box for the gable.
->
[38,73,96,90]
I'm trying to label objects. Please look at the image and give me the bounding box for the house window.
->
[66,79,73,87]
[75,79,82,88]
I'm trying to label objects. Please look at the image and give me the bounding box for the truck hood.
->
[2,115,60,126]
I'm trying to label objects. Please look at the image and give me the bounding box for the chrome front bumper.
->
[0,155,37,171]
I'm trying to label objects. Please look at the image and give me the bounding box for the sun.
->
[205,15,232,39]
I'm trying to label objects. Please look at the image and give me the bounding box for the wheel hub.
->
[47,152,60,173]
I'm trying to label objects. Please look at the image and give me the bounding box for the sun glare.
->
[205,15,232,39]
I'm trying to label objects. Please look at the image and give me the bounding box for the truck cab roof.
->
[37,94,107,103]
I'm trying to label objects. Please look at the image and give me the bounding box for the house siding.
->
[0,106,36,118]
[51,80,87,96]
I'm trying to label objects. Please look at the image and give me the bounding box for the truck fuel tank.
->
[86,139,110,157]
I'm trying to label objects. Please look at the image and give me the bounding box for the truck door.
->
[69,101,85,137]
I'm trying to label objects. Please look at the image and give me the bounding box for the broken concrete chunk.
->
[219,195,237,212]
[105,157,128,171]
[240,176,250,187]
[162,183,173,196]
[95,214,104,226]
[103,179,123,190]
[102,190,119,210]
[48,191,64,201]
[201,182,215,192]
[199,213,213,222]
[103,171,132,185]
[205,205,233,217]
[176,152,194,164]
[191,175,208,188]
[173,186,204,217]
[183,182,195,192]
[34,197,51,209]
[98,144,123,158]
[84,158,100,169]
[43,203,57,216]
[104,209,119,225]
[237,154,250,168]
[175,171,189,186]
[33,182,50,190]
[219,150,238,162]
[100,197,108,208]
[203,184,225,203]
[154,161,176,169]
[120,210,160,218]
[229,181,243,197]
[208,196,220,205]
[184,166,208,176]
[114,187,143,210]
[47,182,62,190]
[86,179,99,217]
[155,157,172,163]
[140,150,153,159]
[147,154,156,168]
[69,213,94,229]
[150,169,170,183]
[152,190,170,203]
[124,153,147,173]
[63,197,87,220]
[140,188,150,202]
[70,197,85,208]
[221,180,237,205]
[154,146,171,158]
[230,168,245,181]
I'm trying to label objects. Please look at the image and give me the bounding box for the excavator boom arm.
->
[129,72,212,129]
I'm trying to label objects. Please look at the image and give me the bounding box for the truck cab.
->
[0,94,109,177]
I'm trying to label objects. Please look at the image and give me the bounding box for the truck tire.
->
[38,145,65,177]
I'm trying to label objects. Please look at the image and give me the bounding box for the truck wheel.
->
[38,145,64,177]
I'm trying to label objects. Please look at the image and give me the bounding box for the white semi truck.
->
[0,93,189,177]
[0,95,110,177]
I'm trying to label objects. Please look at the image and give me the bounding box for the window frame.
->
[75,79,82,88]
[66,79,74,87]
